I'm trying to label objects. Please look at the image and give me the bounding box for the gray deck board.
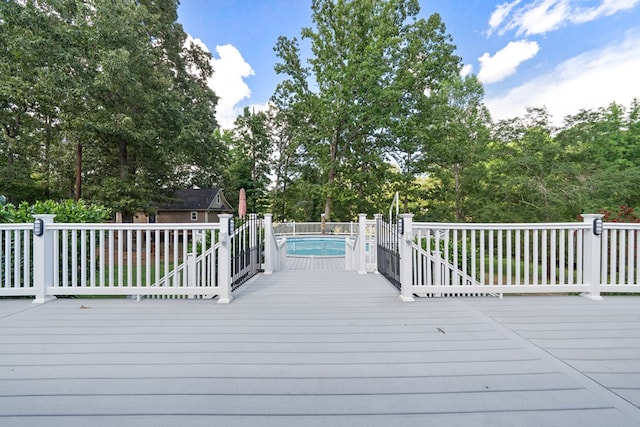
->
[1,270,640,426]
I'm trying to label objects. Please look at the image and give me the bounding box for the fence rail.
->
[2,213,640,303]
[395,216,640,299]
[0,224,33,296]
[601,223,640,290]
[273,221,357,236]
[231,214,263,291]
[376,215,401,289]
[48,222,222,298]
[411,222,589,296]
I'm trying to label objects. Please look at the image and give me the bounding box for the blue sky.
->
[178,0,640,128]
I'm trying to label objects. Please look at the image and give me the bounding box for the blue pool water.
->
[286,237,346,257]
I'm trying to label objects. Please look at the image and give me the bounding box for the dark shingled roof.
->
[158,188,233,212]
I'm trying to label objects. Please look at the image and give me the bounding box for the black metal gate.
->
[231,215,263,291]
[377,215,401,290]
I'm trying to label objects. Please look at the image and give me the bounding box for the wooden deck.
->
[1,267,640,426]
[284,255,345,271]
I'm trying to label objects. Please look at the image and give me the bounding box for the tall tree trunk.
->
[403,192,409,214]
[454,163,463,222]
[75,142,82,201]
[324,131,339,221]
[119,139,127,178]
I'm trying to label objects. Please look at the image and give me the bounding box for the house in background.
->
[134,188,234,223]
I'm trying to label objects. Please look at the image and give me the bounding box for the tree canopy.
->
[1,0,639,223]
[0,0,223,216]
[273,0,460,221]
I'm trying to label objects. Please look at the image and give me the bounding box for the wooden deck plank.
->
[285,256,345,271]
[1,271,640,426]
[0,372,580,395]
[466,295,640,423]
[0,409,637,427]
[0,389,611,415]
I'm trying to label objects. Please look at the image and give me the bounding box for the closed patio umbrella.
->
[238,188,247,218]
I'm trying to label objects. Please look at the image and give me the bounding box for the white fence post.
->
[582,213,604,300]
[358,213,367,274]
[399,213,415,302]
[249,213,258,248]
[186,253,196,299]
[374,213,383,274]
[263,214,275,274]
[217,214,233,304]
[32,214,56,304]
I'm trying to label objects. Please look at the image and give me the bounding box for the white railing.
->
[48,222,222,299]
[19,214,237,303]
[391,214,640,301]
[3,212,639,303]
[273,221,357,236]
[411,222,588,296]
[0,224,33,296]
[345,215,374,273]
[601,223,640,291]
[270,217,375,273]
[263,214,286,274]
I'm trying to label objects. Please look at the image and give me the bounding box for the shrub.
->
[0,200,111,223]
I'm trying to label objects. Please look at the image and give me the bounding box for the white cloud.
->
[489,0,640,36]
[209,45,255,129]
[460,64,473,77]
[478,40,540,84]
[487,0,522,35]
[186,37,255,129]
[460,64,474,77]
[572,0,640,23]
[485,30,640,124]
[514,0,570,36]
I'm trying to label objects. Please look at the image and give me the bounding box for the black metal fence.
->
[376,215,401,290]
[231,215,263,291]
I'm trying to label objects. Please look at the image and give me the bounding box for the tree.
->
[273,0,459,221]
[225,107,272,214]
[417,74,490,221]
[0,0,222,216]
[0,0,94,202]
[80,0,220,216]
[477,107,583,222]
[557,101,640,214]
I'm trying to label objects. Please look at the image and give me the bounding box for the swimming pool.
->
[286,237,347,257]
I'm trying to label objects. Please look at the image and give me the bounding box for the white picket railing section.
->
[2,212,640,303]
[390,214,640,301]
[410,222,589,296]
[601,223,640,291]
[0,224,33,296]
[48,222,222,299]
[0,214,237,303]
[345,216,377,273]
[273,221,357,236]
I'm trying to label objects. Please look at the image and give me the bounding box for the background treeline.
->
[1,0,223,217]
[2,0,639,223]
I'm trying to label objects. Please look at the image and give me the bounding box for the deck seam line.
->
[461,299,640,423]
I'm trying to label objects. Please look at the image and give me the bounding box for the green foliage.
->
[0,200,111,223]
[273,0,460,221]
[224,108,273,214]
[0,0,222,214]
[3,0,639,224]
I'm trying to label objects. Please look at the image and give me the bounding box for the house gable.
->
[148,188,234,223]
